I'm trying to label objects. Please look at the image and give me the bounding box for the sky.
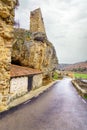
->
[15,0,87,64]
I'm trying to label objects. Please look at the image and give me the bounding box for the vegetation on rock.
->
[12,28,58,79]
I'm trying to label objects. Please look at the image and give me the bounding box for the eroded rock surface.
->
[12,28,58,79]
[0,0,16,108]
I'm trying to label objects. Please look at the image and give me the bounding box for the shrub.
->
[53,72,58,80]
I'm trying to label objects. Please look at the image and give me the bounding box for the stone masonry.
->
[30,8,46,33]
[0,0,16,108]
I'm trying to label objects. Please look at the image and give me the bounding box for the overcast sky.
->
[15,0,87,64]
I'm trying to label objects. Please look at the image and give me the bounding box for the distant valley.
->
[58,61,87,73]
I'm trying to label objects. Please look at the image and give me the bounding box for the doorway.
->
[28,76,33,91]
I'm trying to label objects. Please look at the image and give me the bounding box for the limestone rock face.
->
[0,0,16,107]
[12,28,58,78]
[30,8,45,33]
[32,32,47,42]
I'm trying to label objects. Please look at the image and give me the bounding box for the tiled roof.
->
[11,64,42,78]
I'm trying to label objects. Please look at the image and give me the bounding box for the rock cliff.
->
[12,28,58,79]
[0,0,17,108]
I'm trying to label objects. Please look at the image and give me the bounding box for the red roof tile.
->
[11,64,42,78]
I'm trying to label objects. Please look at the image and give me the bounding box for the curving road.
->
[0,78,87,130]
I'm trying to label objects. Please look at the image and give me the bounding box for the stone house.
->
[10,64,42,100]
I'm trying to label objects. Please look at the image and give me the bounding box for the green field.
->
[74,73,87,79]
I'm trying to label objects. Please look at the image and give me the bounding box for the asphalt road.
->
[0,78,87,130]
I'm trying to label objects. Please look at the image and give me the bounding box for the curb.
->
[71,80,87,97]
[0,80,58,113]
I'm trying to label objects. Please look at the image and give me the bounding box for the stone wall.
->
[32,74,43,90]
[0,0,16,107]
[30,8,45,33]
[10,74,42,101]
[10,76,28,99]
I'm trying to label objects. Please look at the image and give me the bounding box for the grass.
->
[84,94,87,99]
[74,73,87,79]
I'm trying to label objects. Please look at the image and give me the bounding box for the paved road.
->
[0,78,87,130]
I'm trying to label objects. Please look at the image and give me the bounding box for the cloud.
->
[15,0,87,63]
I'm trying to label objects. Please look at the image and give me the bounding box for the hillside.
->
[62,61,87,72]
[58,64,70,70]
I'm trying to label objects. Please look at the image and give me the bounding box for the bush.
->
[53,72,58,80]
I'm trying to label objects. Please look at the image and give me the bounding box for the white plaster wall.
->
[32,74,42,89]
[10,77,28,97]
